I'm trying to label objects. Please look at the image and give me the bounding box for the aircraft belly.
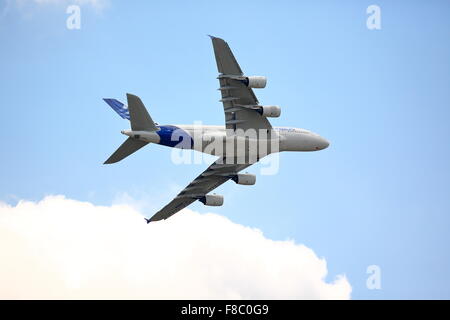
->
[199,136,279,161]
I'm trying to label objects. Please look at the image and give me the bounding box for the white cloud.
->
[0,196,351,299]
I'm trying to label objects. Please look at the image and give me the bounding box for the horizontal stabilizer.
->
[103,98,130,120]
[104,137,148,164]
[127,94,158,132]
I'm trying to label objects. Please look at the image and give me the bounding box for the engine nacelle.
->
[232,173,256,185]
[258,105,281,118]
[243,76,267,88]
[199,194,224,206]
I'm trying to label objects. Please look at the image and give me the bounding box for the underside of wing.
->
[210,36,273,134]
[148,157,252,222]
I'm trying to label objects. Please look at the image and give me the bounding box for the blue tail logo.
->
[103,98,130,120]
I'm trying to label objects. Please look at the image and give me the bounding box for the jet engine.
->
[199,194,224,206]
[257,105,281,118]
[243,76,267,88]
[232,173,256,185]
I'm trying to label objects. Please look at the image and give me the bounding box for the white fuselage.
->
[122,125,329,158]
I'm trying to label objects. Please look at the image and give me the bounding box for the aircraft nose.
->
[316,136,330,150]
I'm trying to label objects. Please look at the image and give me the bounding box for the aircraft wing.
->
[210,36,273,134]
[148,157,251,222]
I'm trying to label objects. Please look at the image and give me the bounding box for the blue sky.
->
[1,0,449,299]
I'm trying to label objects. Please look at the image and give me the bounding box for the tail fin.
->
[103,93,157,164]
[103,98,130,120]
[104,138,148,164]
[103,94,158,132]
[127,93,158,131]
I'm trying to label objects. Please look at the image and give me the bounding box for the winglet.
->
[145,218,151,224]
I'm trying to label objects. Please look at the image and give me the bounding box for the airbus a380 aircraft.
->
[103,36,329,223]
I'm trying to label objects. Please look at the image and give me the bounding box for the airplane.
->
[103,36,329,223]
